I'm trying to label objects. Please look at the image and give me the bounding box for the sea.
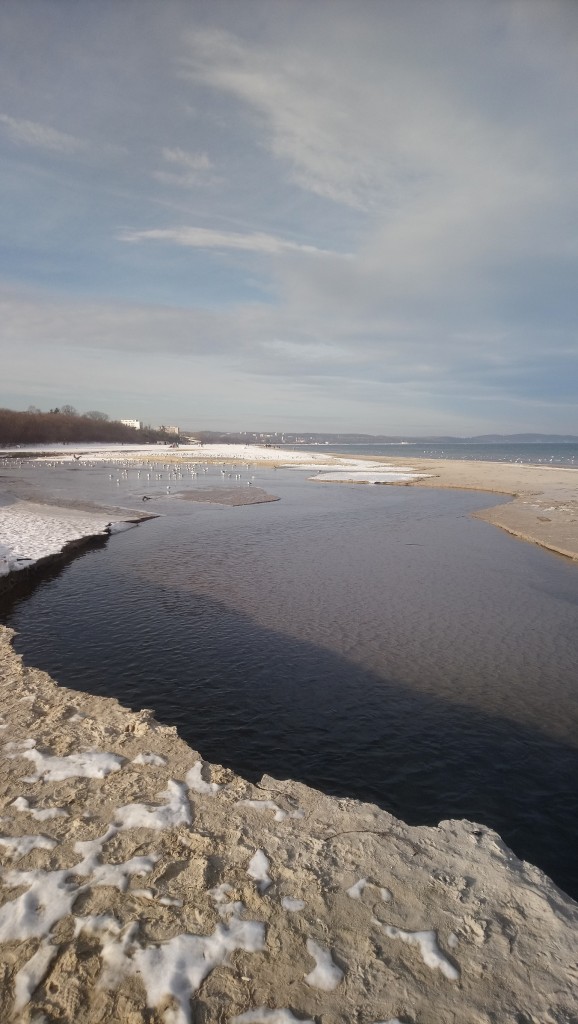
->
[299,440,578,467]
[1,444,578,899]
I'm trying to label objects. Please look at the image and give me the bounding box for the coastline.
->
[2,442,576,566]
[0,624,576,1023]
[319,453,578,562]
[1,445,577,1019]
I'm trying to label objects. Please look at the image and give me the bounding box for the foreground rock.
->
[0,627,576,1024]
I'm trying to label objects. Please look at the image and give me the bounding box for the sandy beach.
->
[0,624,576,1023]
[1,443,577,1019]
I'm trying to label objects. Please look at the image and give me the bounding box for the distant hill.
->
[196,430,578,445]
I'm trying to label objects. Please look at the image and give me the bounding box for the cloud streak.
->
[0,113,89,155]
[119,226,351,258]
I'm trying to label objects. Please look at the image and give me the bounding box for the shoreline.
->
[0,624,576,1022]
[322,453,578,562]
[1,445,577,1019]
[2,442,577,566]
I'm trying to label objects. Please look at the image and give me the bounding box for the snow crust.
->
[304,938,344,991]
[0,501,117,577]
[247,850,273,892]
[381,926,459,981]
[10,740,124,782]
[281,897,305,912]
[185,760,222,795]
[13,940,58,1012]
[232,1010,314,1024]
[132,752,167,766]
[113,780,192,830]
[11,796,69,820]
[346,877,367,898]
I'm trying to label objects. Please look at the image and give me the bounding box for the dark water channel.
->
[2,461,578,899]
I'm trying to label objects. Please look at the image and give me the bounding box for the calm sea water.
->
[1,458,578,899]
[300,441,578,467]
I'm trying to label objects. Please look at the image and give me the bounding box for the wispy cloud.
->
[119,226,350,258]
[153,146,220,188]
[0,113,89,155]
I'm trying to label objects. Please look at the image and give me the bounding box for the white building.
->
[121,418,143,430]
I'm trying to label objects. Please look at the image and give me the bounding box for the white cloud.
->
[119,226,350,258]
[153,146,220,188]
[0,113,89,155]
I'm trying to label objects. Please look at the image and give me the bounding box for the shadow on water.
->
[2,558,578,902]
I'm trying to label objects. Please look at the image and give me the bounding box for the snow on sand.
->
[0,626,577,1024]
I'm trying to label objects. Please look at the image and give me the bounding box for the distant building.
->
[160,425,180,435]
[121,418,143,430]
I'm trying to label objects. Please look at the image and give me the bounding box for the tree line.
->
[0,406,166,446]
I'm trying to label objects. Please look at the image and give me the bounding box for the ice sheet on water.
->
[0,502,115,577]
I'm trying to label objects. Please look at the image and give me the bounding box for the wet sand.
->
[175,487,280,506]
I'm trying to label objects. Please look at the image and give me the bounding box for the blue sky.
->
[1,0,577,434]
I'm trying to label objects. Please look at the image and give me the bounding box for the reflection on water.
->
[2,463,578,898]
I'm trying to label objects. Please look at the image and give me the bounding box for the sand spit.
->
[319,454,578,562]
[175,487,280,506]
[0,626,576,1024]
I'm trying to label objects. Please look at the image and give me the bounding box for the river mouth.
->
[2,461,578,899]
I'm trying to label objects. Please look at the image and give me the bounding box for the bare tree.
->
[84,410,109,421]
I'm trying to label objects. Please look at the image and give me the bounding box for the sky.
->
[0,0,577,435]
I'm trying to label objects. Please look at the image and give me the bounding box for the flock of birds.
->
[0,456,259,505]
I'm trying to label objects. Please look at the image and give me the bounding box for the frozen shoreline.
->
[0,624,576,1023]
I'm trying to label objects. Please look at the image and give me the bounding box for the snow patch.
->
[381,925,460,980]
[132,752,167,767]
[281,897,305,912]
[13,940,58,1011]
[304,938,344,991]
[346,878,367,898]
[247,850,273,892]
[15,744,124,783]
[113,780,191,830]
[232,1010,314,1024]
[185,760,222,795]
[11,796,69,821]
[0,834,57,859]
